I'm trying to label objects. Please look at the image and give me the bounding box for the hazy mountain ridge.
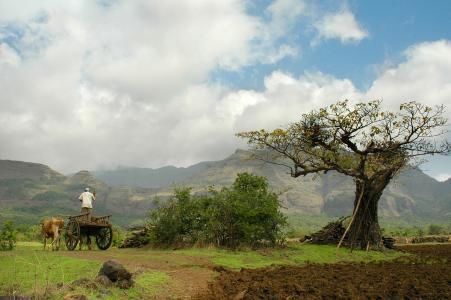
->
[94,149,451,220]
[0,165,156,225]
[91,161,210,188]
[0,150,450,225]
[0,160,65,182]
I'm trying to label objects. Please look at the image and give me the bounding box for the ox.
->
[41,217,65,251]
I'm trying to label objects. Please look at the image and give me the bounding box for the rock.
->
[97,288,113,297]
[71,278,97,289]
[117,278,134,289]
[63,294,87,300]
[98,260,132,282]
[233,289,247,300]
[98,260,134,289]
[95,274,113,287]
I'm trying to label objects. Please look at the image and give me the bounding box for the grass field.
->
[0,241,405,299]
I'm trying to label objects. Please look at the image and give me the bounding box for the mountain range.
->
[0,149,450,226]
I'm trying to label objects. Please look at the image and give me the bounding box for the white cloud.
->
[266,0,305,37]
[435,173,451,182]
[0,0,300,171]
[0,1,450,175]
[0,43,20,66]
[367,40,451,110]
[313,9,368,44]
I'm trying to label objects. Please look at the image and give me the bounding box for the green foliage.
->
[0,179,37,199]
[0,221,17,251]
[31,190,68,202]
[380,221,450,238]
[428,224,444,235]
[15,224,42,242]
[147,173,287,248]
[112,226,126,247]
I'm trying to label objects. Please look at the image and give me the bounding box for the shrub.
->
[147,173,286,248]
[0,221,17,251]
[112,226,126,247]
[428,224,443,235]
[15,224,42,242]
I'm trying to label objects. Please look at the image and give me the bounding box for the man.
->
[78,187,96,250]
[78,187,95,222]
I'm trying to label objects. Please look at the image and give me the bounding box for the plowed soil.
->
[198,244,451,299]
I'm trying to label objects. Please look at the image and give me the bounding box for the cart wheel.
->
[65,219,80,251]
[96,226,113,250]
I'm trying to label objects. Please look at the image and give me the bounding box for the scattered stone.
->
[95,274,113,287]
[98,260,134,289]
[233,289,247,300]
[71,278,97,289]
[97,288,113,297]
[63,294,87,300]
[117,278,134,289]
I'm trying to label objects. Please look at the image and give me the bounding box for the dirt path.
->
[197,244,451,299]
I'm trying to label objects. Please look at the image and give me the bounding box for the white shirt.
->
[78,191,96,208]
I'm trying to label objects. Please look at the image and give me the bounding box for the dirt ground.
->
[60,248,216,299]
[197,244,451,300]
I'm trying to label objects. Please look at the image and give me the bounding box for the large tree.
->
[237,100,450,249]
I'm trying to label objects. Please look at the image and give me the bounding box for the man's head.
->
[85,187,90,192]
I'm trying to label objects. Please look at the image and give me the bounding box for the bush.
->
[147,173,287,248]
[0,221,17,251]
[112,226,126,247]
[428,224,443,235]
[15,224,42,242]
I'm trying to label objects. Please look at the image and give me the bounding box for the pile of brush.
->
[305,217,395,249]
[119,226,150,248]
[309,217,348,244]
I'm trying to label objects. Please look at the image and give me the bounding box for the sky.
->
[0,0,450,180]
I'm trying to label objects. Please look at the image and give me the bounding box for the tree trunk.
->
[348,174,392,250]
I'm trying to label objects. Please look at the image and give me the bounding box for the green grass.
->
[178,243,403,269]
[0,242,100,296]
[0,242,171,299]
[66,271,170,300]
[124,271,170,298]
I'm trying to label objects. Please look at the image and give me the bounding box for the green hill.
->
[0,164,155,226]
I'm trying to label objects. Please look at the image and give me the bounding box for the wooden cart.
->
[64,213,113,251]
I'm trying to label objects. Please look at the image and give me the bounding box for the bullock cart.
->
[64,213,113,251]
